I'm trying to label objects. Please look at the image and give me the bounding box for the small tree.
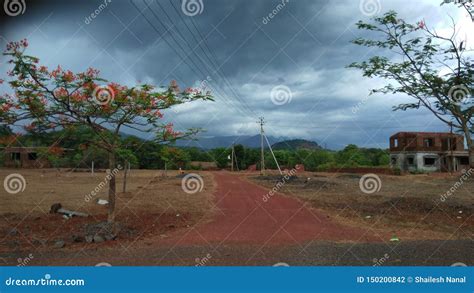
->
[0,40,212,223]
[349,12,474,168]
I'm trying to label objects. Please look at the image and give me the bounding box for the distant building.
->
[389,132,469,173]
[2,146,70,168]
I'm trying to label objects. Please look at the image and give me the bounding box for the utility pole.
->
[231,145,234,172]
[258,117,265,175]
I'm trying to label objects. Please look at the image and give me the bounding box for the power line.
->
[167,0,257,118]
[131,0,252,118]
[158,0,257,118]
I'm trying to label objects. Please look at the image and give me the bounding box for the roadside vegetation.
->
[0,125,390,172]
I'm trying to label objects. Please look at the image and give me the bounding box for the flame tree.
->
[0,40,213,223]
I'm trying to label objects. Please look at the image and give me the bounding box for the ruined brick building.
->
[389,132,470,172]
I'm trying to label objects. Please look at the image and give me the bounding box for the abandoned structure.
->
[2,147,61,168]
[389,132,470,172]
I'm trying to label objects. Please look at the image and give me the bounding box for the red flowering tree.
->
[0,40,213,223]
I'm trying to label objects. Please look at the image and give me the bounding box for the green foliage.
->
[0,128,390,171]
[349,10,474,166]
[210,148,229,169]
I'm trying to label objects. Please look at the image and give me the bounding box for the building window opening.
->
[424,157,436,166]
[459,157,469,165]
[11,152,21,161]
[28,153,37,160]
[423,138,434,147]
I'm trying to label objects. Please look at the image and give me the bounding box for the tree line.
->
[0,125,389,171]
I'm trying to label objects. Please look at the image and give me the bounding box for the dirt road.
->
[160,171,379,247]
[1,171,471,266]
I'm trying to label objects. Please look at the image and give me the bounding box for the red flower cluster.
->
[5,39,28,52]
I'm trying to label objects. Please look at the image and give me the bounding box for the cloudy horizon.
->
[1,0,472,150]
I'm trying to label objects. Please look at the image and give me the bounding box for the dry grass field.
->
[249,171,474,241]
[0,169,215,256]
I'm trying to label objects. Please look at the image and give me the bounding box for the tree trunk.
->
[462,123,474,169]
[122,161,129,193]
[461,124,474,169]
[469,146,474,169]
[107,152,117,223]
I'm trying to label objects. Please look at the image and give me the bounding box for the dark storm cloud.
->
[0,0,469,149]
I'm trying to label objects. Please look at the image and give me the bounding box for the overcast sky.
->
[0,0,472,149]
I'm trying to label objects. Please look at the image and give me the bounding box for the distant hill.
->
[175,134,287,149]
[271,139,322,150]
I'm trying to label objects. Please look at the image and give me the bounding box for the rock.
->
[85,235,93,243]
[72,235,83,243]
[104,234,116,241]
[54,240,65,248]
[49,203,62,214]
[96,199,109,205]
[32,238,46,247]
[9,228,18,236]
[390,236,400,242]
[93,235,105,243]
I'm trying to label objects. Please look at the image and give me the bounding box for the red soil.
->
[162,172,380,246]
